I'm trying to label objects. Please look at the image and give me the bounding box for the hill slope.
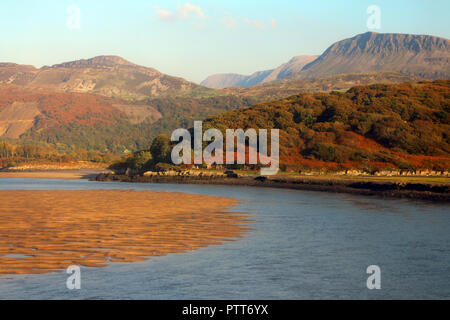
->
[296,32,450,80]
[0,84,253,154]
[0,63,38,86]
[0,56,217,100]
[260,55,319,84]
[199,71,272,89]
[204,80,450,171]
[223,71,423,102]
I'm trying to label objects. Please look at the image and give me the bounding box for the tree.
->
[150,134,172,164]
[129,151,152,171]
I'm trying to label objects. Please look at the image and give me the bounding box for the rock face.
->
[200,55,318,88]
[0,56,210,99]
[296,32,450,80]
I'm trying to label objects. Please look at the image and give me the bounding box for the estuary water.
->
[0,178,448,299]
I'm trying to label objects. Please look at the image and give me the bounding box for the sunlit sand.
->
[0,171,101,180]
[0,190,252,275]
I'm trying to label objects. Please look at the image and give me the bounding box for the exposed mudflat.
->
[0,190,252,275]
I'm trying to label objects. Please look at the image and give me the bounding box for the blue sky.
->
[1,0,449,83]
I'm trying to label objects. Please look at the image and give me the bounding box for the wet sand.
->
[0,190,252,275]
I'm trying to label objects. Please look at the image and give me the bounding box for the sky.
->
[1,0,449,83]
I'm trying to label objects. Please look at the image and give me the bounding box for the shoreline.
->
[0,169,106,180]
[95,173,450,202]
[1,169,448,202]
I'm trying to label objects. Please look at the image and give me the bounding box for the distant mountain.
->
[260,55,318,84]
[200,55,318,89]
[199,70,272,89]
[0,56,216,99]
[202,32,449,89]
[295,32,450,80]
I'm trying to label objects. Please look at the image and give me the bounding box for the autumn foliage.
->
[203,80,450,172]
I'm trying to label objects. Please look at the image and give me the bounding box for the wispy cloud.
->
[243,18,266,30]
[155,3,205,22]
[270,18,277,29]
[155,7,176,22]
[178,3,205,19]
[222,14,237,29]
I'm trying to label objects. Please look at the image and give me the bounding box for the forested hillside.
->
[204,80,450,172]
[0,85,254,158]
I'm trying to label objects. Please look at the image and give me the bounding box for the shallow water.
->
[0,178,449,299]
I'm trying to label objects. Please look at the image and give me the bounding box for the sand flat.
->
[0,190,252,275]
[0,171,101,180]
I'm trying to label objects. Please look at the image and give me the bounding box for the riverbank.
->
[2,169,448,201]
[0,161,109,179]
[0,169,107,180]
[95,173,450,202]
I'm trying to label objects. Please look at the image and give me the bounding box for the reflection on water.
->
[0,178,449,299]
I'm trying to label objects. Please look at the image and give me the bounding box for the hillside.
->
[201,55,318,88]
[200,70,272,89]
[203,80,450,172]
[0,73,439,161]
[0,56,217,100]
[0,63,38,86]
[296,32,450,80]
[260,55,319,84]
[223,71,423,102]
[0,84,253,155]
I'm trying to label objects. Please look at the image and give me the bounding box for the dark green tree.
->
[150,134,172,164]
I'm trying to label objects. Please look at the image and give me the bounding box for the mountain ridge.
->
[201,32,450,89]
[296,32,450,80]
[200,55,318,89]
[0,56,216,100]
[47,55,138,69]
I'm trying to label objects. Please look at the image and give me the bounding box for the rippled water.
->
[0,178,449,299]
